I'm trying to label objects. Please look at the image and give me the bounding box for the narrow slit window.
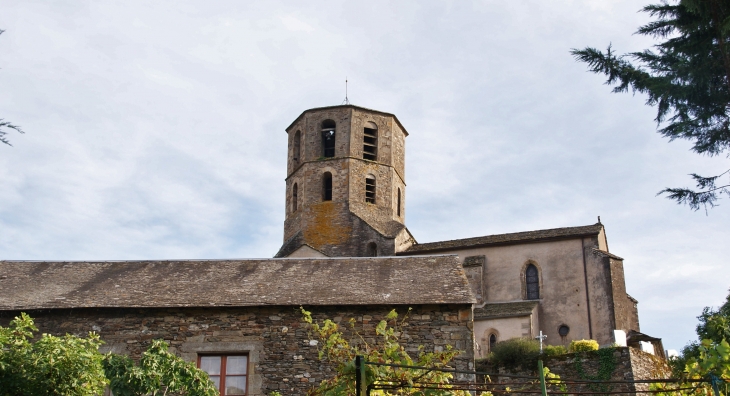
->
[292,130,301,164]
[489,334,497,352]
[526,264,539,300]
[396,188,401,217]
[363,122,377,161]
[365,176,376,204]
[292,183,298,212]
[323,172,332,201]
[321,120,336,158]
[367,242,377,257]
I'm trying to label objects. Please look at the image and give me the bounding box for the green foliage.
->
[697,289,730,344]
[672,288,730,376]
[102,339,218,396]
[544,344,569,356]
[653,338,730,395]
[572,0,730,211]
[569,339,599,353]
[487,338,566,370]
[656,288,730,395]
[650,287,730,395]
[543,365,568,394]
[0,313,216,396]
[301,307,492,396]
[0,313,108,396]
[572,348,617,393]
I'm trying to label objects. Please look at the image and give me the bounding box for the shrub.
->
[489,338,567,370]
[570,339,599,352]
[544,344,569,355]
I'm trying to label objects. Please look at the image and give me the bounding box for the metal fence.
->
[353,356,725,396]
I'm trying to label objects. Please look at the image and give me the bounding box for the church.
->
[274,104,640,355]
[0,104,642,395]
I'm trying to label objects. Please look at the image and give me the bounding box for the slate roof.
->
[274,216,413,258]
[274,232,318,258]
[474,301,538,320]
[286,104,409,136]
[351,212,410,239]
[400,223,604,254]
[592,248,624,261]
[0,256,474,310]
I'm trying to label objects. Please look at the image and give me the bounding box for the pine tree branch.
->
[0,119,25,147]
[0,31,25,147]
[709,0,730,96]
[658,168,730,212]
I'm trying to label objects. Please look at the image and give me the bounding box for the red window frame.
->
[197,354,249,396]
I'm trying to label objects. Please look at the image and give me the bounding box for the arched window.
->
[365,175,376,204]
[321,120,336,158]
[323,172,332,201]
[292,130,301,164]
[363,122,377,161]
[396,188,401,217]
[489,334,497,352]
[292,183,298,212]
[526,264,540,300]
[367,242,377,257]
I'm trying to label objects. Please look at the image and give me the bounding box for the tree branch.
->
[0,119,24,147]
[658,168,730,212]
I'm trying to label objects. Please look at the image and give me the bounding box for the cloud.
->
[280,15,315,33]
[0,0,727,350]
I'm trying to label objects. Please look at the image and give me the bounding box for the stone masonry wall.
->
[1,304,473,396]
[584,235,618,346]
[477,347,670,395]
[282,106,407,256]
[608,257,640,333]
[283,201,398,257]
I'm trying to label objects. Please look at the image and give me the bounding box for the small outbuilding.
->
[0,255,475,395]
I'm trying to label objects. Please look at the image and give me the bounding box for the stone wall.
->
[477,347,670,395]
[423,238,600,345]
[1,304,473,396]
[281,202,400,257]
[608,256,640,333]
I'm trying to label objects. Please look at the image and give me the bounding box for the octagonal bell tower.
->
[275,105,415,258]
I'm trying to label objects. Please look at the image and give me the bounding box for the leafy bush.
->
[0,313,216,396]
[301,307,491,395]
[0,313,108,396]
[544,344,569,355]
[488,338,567,370]
[569,339,599,352]
[103,339,217,396]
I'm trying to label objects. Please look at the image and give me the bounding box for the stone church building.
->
[274,105,640,355]
[0,104,641,395]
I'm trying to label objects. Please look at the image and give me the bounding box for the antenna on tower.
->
[342,77,350,105]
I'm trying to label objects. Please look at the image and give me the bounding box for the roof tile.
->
[0,256,474,310]
[401,224,604,254]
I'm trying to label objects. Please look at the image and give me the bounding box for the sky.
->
[1,0,728,351]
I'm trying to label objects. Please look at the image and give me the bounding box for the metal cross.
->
[535,330,547,353]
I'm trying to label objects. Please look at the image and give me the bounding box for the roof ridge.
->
[285,104,409,136]
[401,223,604,254]
[0,256,474,310]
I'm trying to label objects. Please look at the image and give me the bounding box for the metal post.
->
[710,373,721,396]
[355,355,366,396]
[538,359,548,396]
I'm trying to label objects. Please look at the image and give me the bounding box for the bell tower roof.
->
[285,104,409,136]
[277,104,415,258]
